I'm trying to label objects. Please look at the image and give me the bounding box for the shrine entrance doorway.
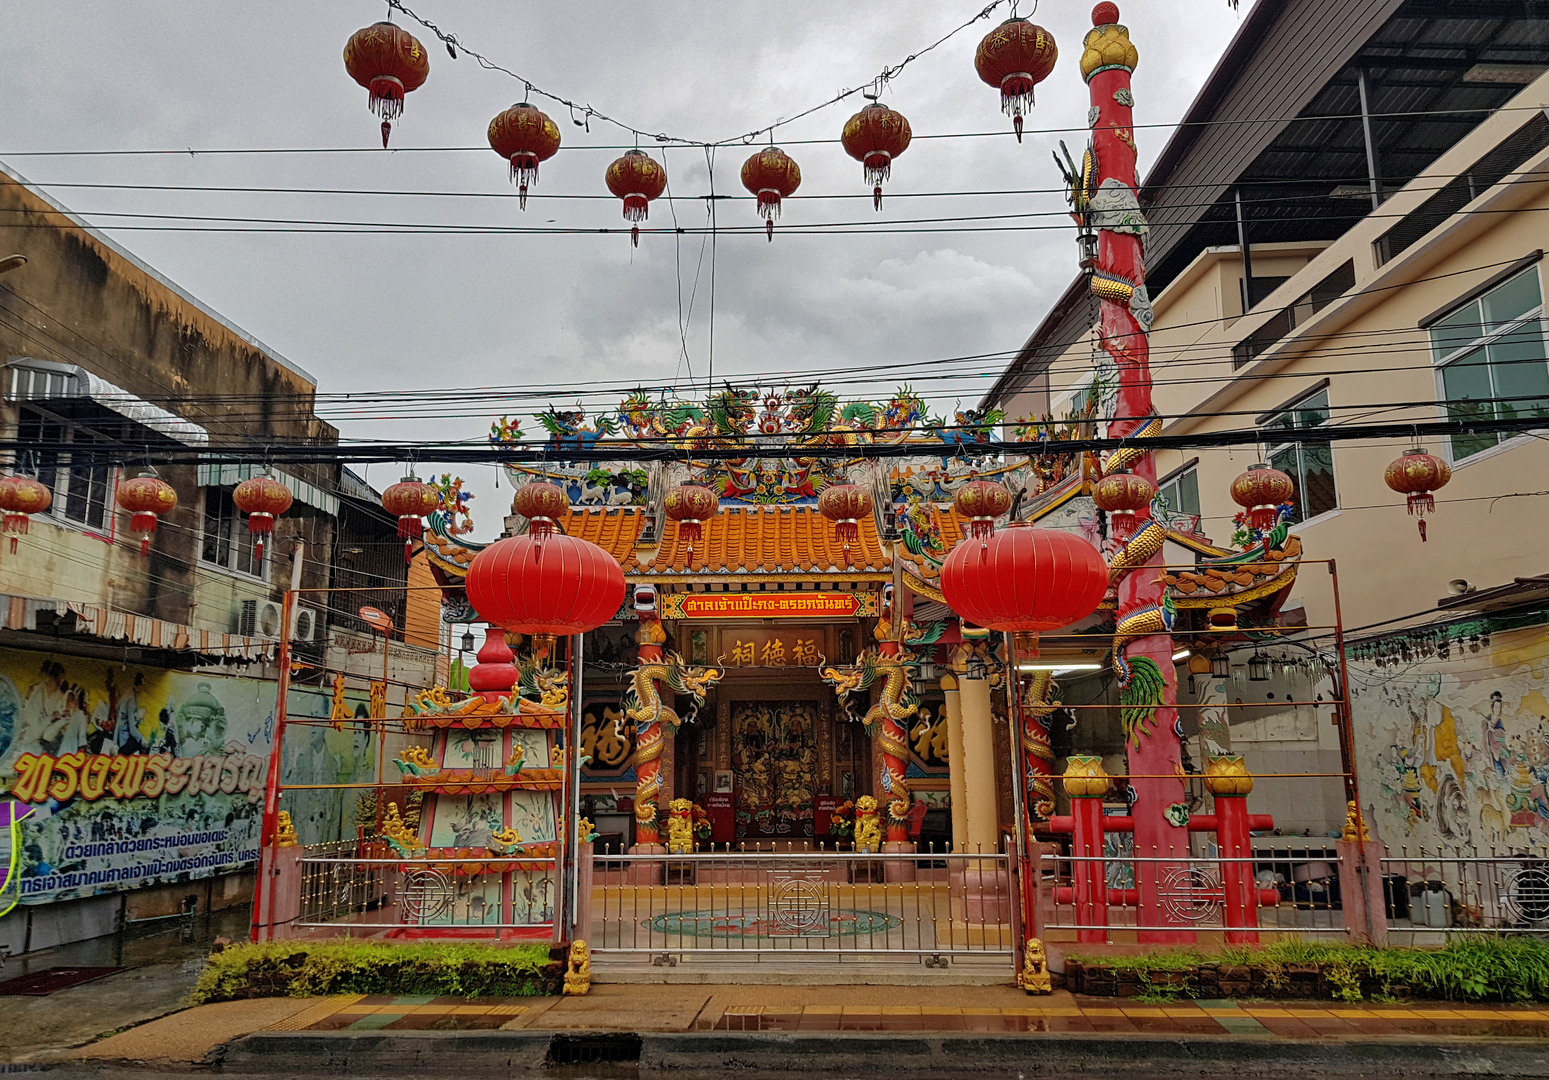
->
[731,699,821,840]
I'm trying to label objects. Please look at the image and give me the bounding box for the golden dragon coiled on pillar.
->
[622,653,723,841]
[820,648,920,826]
[1022,670,1061,819]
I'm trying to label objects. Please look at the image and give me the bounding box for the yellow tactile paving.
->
[264,995,363,1031]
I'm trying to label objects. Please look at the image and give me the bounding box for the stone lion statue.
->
[666,797,696,854]
[563,939,591,996]
[1016,937,1052,994]
[853,795,881,854]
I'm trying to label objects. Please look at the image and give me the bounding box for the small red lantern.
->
[663,483,720,564]
[116,471,178,557]
[1230,463,1295,532]
[818,483,873,565]
[1092,469,1154,542]
[1384,447,1452,542]
[974,18,1059,142]
[232,475,293,561]
[488,102,561,209]
[953,479,1012,541]
[841,101,912,210]
[0,475,51,553]
[343,22,430,148]
[382,476,440,563]
[740,146,802,242]
[605,150,667,247]
[465,533,626,660]
[941,521,1108,658]
[512,480,569,541]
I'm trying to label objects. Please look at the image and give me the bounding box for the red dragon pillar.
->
[1081,3,1190,941]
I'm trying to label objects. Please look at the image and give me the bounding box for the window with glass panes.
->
[1262,389,1337,524]
[1430,267,1549,461]
[201,487,264,576]
[15,406,112,531]
[1156,465,1200,528]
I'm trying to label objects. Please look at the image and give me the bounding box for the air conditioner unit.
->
[239,599,284,639]
[291,604,319,642]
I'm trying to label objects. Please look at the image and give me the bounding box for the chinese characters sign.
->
[662,592,875,620]
[723,631,825,668]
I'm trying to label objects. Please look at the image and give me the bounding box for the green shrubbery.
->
[191,940,559,1003]
[1066,937,1549,1003]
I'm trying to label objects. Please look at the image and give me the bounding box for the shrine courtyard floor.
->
[12,981,1549,1078]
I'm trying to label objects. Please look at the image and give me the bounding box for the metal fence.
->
[1381,846,1549,938]
[588,845,1016,967]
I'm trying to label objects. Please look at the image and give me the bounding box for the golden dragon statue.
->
[1022,670,1061,819]
[621,653,724,842]
[820,647,919,827]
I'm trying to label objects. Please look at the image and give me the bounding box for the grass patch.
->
[191,940,560,1003]
[1065,937,1549,1003]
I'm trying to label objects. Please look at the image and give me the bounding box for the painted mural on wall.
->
[732,701,818,837]
[1351,623,1549,849]
[0,648,276,905]
[280,683,382,848]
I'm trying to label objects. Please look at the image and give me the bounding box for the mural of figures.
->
[283,682,382,848]
[1352,623,1549,848]
[0,647,276,905]
[732,701,818,837]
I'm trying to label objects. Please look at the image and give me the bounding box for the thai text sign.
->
[664,592,872,620]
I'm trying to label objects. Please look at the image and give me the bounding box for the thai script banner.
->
[663,592,873,620]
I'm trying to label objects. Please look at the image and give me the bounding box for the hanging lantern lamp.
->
[841,101,912,210]
[465,533,626,662]
[1091,469,1153,541]
[817,483,873,565]
[343,21,431,148]
[488,102,561,209]
[740,146,802,241]
[1384,447,1451,542]
[663,483,719,565]
[952,479,1012,542]
[231,475,294,561]
[605,150,667,247]
[381,475,440,563]
[512,480,570,541]
[1229,463,1295,532]
[116,471,178,557]
[0,475,51,553]
[974,17,1059,142]
[1247,651,1271,682]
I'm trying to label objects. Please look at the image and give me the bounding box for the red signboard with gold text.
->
[661,592,874,620]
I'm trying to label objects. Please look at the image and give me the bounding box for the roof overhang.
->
[5,357,209,446]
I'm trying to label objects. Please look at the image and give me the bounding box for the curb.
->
[214,1029,1549,1078]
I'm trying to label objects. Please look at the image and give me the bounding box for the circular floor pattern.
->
[646,908,903,938]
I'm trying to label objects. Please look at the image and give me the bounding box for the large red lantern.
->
[1384,447,1452,542]
[465,532,626,659]
[663,483,720,565]
[512,480,570,541]
[974,18,1059,142]
[1229,463,1295,532]
[0,475,51,553]
[817,483,873,565]
[941,521,1108,658]
[953,479,1012,541]
[116,471,178,557]
[381,476,439,563]
[488,102,561,209]
[740,146,802,242]
[343,22,430,148]
[605,150,667,247]
[232,475,293,561]
[1092,469,1153,542]
[841,101,912,210]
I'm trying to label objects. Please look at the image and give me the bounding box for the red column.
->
[1214,794,1256,943]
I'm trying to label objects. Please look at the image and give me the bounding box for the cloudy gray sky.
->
[1,1,1244,541]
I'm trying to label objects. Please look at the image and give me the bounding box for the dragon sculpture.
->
[1022,670,1061,819]
[820,646,920,829]
[621,653,724,844]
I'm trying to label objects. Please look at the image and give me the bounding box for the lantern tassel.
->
[381,120,392,149]
[873,185,883,211]
[1014,114,1024,143]
[140,535,152,557]
[1418,519,1428,542]
[403,538,413,564]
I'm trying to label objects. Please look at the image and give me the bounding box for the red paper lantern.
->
[382,476,439,563]
[818,483,873,565]
[663,484,720,565]
[512,480,569,541]
[740,146,802,242]
[974,17,1059,142]
[0,475,51,553]
[1092,470,1154,542]
[941,521,1108,657]
[116,471,178,557]
[343,22,430,148]
[1384,447,1452,542]
[953,479,1012,540]
[465,532,626,659]
[841,102,912,210]
[232,475,293,561]
[1230,463,1295,532]
[488,102,561,209]
[605,150,667,247]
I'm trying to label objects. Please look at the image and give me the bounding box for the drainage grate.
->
[546,1033,643,1067]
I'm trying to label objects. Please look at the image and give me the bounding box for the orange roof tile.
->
[557,506,888,577]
